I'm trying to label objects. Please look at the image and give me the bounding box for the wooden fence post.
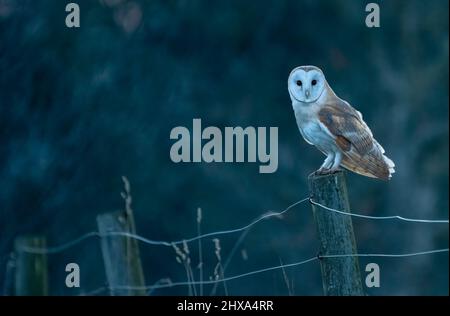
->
[97,210,146,295]
[308,170,364,296]
[3,253,16,296]
[14,236,48,296]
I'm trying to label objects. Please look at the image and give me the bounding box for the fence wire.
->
[80,248,449,295]
[309,199,450,223]
[8,194,449,296]
[19,196,449,254]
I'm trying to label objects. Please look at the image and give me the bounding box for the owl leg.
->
[329,151,342,172]
[317,153,334,174]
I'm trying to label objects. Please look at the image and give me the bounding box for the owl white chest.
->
[293,102,337,154]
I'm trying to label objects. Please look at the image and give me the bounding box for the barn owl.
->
[288,65,395,180]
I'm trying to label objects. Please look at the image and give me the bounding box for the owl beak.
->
[305,89,310,98]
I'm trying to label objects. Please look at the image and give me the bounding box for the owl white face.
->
[288,66,326,103]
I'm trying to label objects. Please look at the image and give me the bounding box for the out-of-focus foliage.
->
[0,0,448,295]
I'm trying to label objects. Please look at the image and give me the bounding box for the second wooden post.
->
[97,210,146,295]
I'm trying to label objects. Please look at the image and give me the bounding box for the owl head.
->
[288,65,327,103]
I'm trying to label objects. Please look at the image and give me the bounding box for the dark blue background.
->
[0,0,448,295]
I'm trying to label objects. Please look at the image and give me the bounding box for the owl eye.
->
[296,80,302,86]
[312,79,317,86]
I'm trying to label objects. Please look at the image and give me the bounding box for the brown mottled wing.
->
[318,100,373,155]
[318,100,391,180]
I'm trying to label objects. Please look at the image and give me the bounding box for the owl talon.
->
[328,168,342,174]
[315,167,341,176]
[315,168,329,175]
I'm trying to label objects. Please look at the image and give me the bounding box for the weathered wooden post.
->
[14,236,48,296]
[3,253,16,296]
[308,170,364,296]
[97,210,146,295]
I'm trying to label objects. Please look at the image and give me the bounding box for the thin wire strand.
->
[113,257,319,291]
[109,248,449,292]
[309,199,449,224]
[19,232,101,254]
[110,197,309,247]
[22,195,450,254]
[167,197,310,246]
[22,198,310,254]
[320,248,449,259]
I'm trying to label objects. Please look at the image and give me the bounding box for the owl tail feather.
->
[341,142,395,181]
